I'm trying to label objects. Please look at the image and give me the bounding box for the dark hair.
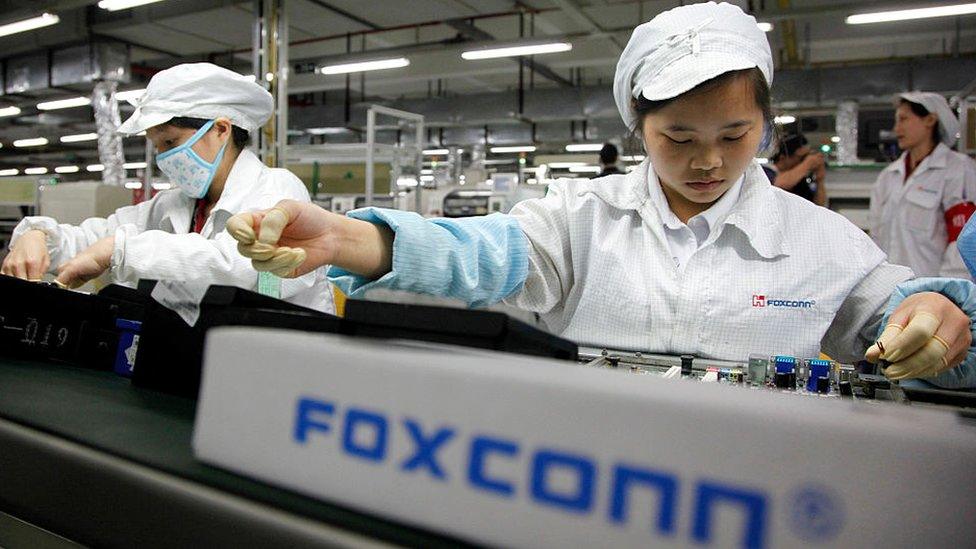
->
[628,68,775,154]
[773,133,808,161]
[168,116,250,151]
[599,143,619,164]
[899,99,941,145]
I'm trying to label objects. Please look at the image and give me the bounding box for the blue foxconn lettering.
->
[293,396,777,548]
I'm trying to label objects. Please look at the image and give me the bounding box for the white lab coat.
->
[11,149,334,313]
[869,143,976,280]
[506,160,913,362]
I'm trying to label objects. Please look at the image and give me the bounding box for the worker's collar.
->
[888,142,950,174]
[722,162,791,259]
[208,149,264,215]
[645,168,743,236]
[580,159,789,259]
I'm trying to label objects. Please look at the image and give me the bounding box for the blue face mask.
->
[156,119,228,199]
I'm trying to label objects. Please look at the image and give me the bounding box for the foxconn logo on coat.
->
[753,295,815,309]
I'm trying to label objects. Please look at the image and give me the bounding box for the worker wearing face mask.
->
[1,63,333,313]
[869,92,976,281]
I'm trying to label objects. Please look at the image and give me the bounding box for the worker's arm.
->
[813,164,827,206]
[229,200,530,309]
[772,153,823,192]
[2,199,157,279]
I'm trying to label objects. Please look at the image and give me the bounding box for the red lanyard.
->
[192,199,210,234]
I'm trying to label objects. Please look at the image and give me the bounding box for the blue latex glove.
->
[327,208,529,308]
[957,216,976,280]
[875,278,976,389]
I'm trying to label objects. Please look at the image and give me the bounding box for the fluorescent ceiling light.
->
[0,169,19,176]
[13,137,48,148]
[115,88,146,102]
[55,165,80,174]
[569,166,601,173]
[61,133,98,143]
[98,0,167,11]
[490,145,536,153]
[87,164,105,172]
[319,57,409,75]
[547,162,587,169]
[757,22,773,32]
[306,127,349,135]
[0,13,59,38]
[25,167,48,175]
[565,143,604,152]
[847,3,976,24]
[420,169,433,175]
[420,175,435,182]
[774,115,796,125]
[831,136,841,143]
[124,161,148,169]
[37,97,91,111]
[422,148,450,155]
[151,182,172,190]
[462,42,572,60]
[0,106,21,117]
[124,181,143,189]
[620,155,646,162]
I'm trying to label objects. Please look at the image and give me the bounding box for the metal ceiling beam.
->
[444,19,573,88]
[303,0,381,30]
[549,0,623,53]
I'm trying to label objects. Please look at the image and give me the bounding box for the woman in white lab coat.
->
[1,63,333,313]
[228,3,975,388]
[869,92,976,280]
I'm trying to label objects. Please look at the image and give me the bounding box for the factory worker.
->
[869,92,976,280]
[229,3,976,388]
[1,63,333,313]
[762,132,827,206]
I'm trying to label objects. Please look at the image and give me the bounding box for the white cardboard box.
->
[194,327,976,548]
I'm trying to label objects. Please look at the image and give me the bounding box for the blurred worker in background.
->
[869,92,976,281]
[762,132,827,206]
[596,143,623,177]
[1,63,333,312]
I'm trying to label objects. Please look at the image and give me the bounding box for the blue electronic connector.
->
[774,356,796,374]
[114,318,142,378]
[807,359,833,394]
[774,356,798,389]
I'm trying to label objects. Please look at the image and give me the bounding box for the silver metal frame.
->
[365,105,424,212]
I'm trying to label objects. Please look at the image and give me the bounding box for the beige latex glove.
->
[865,292,972,380]
[227,206,307,278]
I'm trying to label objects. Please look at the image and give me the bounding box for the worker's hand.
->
[865,292,972,380]
[1,230,50,280]
[803,152,825,171]
[55,236,114,289]
[227,200,343,278]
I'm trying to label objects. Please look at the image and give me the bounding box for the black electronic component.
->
[680,354,694,376]
[839,381,853,397]
[0,275,146,370]
[775,371,796,389]
[132,281,341,398]
[133,282,577,398]
[816,376,830,394]
[342,300,578,361]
